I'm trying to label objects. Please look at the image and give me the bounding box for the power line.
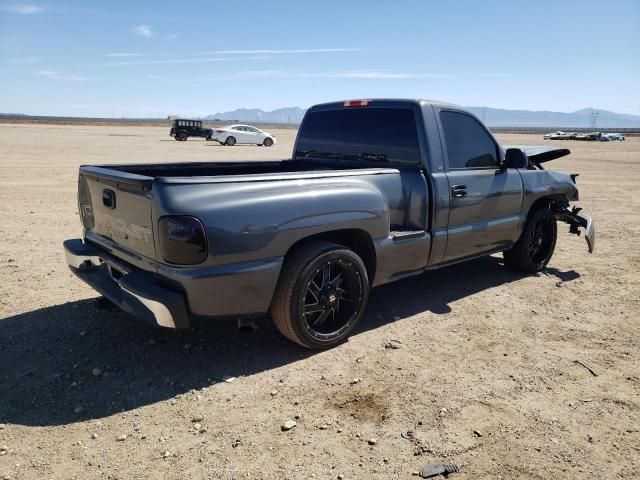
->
[590,110,599,129]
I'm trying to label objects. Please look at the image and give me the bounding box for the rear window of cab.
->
[295,108,421,164]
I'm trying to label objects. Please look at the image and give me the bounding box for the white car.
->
[603,133,625,141]
[209,124,277,147]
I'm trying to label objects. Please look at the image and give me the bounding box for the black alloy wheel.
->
[271,241,369,349]
[504,207,557,272]
[301,258,363,340]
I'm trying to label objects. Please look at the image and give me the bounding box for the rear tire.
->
[178,132,188,141]
[225,136,236,146]
[263,137,273,147]
[504,207,557,273]
[271,241,369,350]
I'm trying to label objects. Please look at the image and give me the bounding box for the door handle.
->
[451,184,467,198]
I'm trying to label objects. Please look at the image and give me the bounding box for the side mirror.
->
[502,148,528,169]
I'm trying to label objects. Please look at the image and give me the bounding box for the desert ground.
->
[0,123,638,480]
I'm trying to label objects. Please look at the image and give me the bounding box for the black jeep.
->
[170,119,213,141]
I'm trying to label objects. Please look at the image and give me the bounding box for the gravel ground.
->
[0,123,638,479]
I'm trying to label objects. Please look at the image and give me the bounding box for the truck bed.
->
[91,160,353,179]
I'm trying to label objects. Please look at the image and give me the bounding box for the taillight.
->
[158,216,208,265]
[215,129,225,133]
[78,175,95,229]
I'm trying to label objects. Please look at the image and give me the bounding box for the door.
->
[438,109,524,262]
[244,126,263,144]
[236,126,254,143]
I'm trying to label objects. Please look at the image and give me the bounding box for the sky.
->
[1,0,639,117]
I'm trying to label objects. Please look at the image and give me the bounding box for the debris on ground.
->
[281,420,297,431]
[574,359,599,377]
[384,340,402,350]
[420,461,460,478]
[401,430,415,440]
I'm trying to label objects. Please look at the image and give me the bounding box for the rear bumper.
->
[64,238,284,328]
[64,239,189,329]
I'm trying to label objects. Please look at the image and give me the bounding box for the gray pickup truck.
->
[64,99,595,349]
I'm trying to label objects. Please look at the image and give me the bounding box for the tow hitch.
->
[555,206,595,253]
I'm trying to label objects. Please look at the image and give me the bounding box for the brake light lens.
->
[158,216,208,265]
[344,99,372,107]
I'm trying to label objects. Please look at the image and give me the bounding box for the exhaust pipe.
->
[237,318,257,333]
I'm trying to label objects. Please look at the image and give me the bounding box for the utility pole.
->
[590,110,599,130]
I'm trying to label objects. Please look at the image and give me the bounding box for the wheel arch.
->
[280,229,377,286]
[526,194,569,217]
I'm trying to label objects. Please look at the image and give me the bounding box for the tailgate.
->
[78,166,156,259]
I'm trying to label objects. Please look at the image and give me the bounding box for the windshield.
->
[295,107,421,165]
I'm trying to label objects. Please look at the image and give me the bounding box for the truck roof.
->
[308,98,464,111]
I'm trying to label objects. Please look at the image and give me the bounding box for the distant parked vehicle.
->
[574,132,601,141]
[543,131,575,140]
[209,124,277,146]
[170,119,213,141]
[603,133,625,141]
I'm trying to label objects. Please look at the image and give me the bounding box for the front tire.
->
[263,137,273,147]
[504,207,557,272]
[225,136,236,146]
[271,241,369,350]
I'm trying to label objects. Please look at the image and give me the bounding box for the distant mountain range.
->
[465,107,640,128]
[204,107,306,124]
[205,106,640,128]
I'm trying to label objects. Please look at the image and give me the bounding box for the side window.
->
[439,111,498,169]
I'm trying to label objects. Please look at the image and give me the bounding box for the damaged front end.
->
[509,144,596,254]
[554,205,596,253]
